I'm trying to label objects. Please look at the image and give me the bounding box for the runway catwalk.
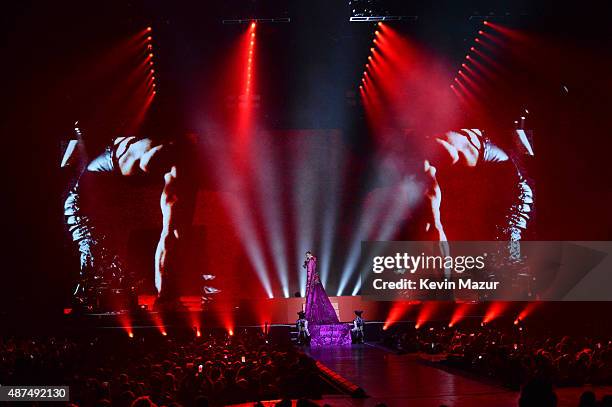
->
[307,345,612,407]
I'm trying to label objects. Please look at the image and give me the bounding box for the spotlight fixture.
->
[350,15,416,22]
[348,0,418,22]
[222,18,290,25]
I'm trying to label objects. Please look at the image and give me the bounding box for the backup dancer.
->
[296,311,310,345]
[351,310,365,344]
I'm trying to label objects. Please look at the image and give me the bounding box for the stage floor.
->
[307,344,612,407]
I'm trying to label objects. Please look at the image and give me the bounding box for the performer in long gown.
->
[303,251,338,324]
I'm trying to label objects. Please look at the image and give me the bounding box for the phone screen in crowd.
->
[198,364,203,373]
[241,356,246,363]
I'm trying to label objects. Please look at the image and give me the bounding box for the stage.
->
[135,295,381,324]
[305,345,612,407]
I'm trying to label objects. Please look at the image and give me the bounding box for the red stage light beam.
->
[467,55,498,81]
[471,48,507,74]
[482,301,510,324]
[383,301,418,330]
[449,302,470,327]
[415,302,437,329]
[453,76,482,113]
[461,64,484,84]
[515,302,540,324]
[458,70,480,92]
[118,313,133,338]
[149,312,167,336]
[485,22,528,42]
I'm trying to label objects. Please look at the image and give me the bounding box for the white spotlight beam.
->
[349,177,423,295]
[337,182,386,296]
[292,140,317,297]
[200,134,274,299]
[318,132,344,287]
[251,132,290,297]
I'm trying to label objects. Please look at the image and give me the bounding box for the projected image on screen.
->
[53,8,548,314]
[60,124,534,313]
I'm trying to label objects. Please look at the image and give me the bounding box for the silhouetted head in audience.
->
[578,390,597,407]
[601,395,612,407]
[519,378,557,407]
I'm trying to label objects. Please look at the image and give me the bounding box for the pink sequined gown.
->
[304,256,339,324]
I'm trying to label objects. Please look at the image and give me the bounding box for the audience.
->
[2,323,612,406]
[382,323,612,390]
[0,330,323,406]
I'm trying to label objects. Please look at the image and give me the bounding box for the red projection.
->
[448,302,470,327]
[483,301,510,324]
[415,301,438,329]
[360,23,460,143]
[236,22,257,147]
[515,302,540,324]
[383,301,414,330]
